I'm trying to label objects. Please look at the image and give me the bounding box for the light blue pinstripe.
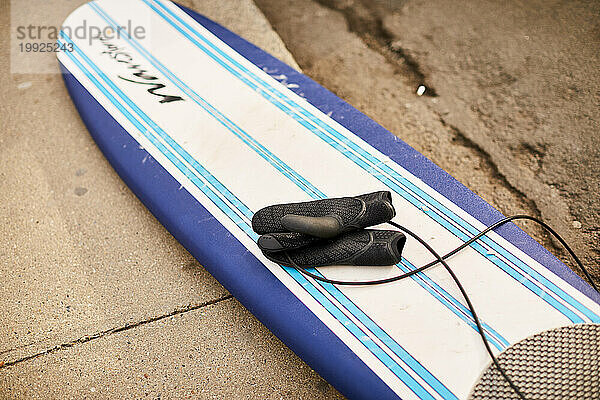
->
[89,1,510,351]
[142,0,598,324]
[59,32,453,400]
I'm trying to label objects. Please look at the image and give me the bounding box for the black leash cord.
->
[290,215,598,292]
[287,215,600,400]
[387,221,527,400]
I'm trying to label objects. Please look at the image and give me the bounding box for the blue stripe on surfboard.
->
[289,269,441,400]
[143,0,598,323]
[149,0,598,323]
[308,261,506,352]
[90,2,508,352]
[87,3,324,202]
[148,0,594,324]
[58,37,443,400]
[384,176,600,325]
[59,60,407,400]
[59,35,453,400]
[87,2,324,202]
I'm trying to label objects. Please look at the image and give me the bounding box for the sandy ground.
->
[0,0,340,398]
[1,0,598,398]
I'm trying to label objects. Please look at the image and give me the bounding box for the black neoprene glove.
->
[251,191,405,268]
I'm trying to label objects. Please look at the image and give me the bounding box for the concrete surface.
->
[1,0,338,398]
[2,0,599,398]
[0,299,341,400]
[254,0,600,279]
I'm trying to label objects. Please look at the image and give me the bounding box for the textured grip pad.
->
[470,324,600,400]
[261,230,405,268]
[257,232,322,251]
[252,191,395,235]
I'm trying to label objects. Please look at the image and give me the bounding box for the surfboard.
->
[57,1,600,399]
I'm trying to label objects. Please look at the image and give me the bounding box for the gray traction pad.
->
[470,323,599,400]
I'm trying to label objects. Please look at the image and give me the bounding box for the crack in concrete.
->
[0,294,233,369]
[256,0,583,269]
[0,341,42,357]
[304,0,570,259]
[314,0,437,96]
[438,116,544,217]
[435,116,565,254]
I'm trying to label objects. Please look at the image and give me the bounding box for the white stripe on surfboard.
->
[57,32,449,400]
[147,0,600,325]
[88,1,509,352]
[95,0,596,340]
[57,1,600,396]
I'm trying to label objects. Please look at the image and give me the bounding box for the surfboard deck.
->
[57,1,600,399]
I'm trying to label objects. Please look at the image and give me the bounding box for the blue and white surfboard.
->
[57,1,600,399]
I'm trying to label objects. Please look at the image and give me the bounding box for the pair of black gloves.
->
[251,191,406,268]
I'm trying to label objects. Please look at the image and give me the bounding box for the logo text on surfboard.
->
[98,35,184,104]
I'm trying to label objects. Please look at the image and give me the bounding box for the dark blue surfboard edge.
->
[174,4,599,305]
[59,62,401,400]
[58,2,599,398]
